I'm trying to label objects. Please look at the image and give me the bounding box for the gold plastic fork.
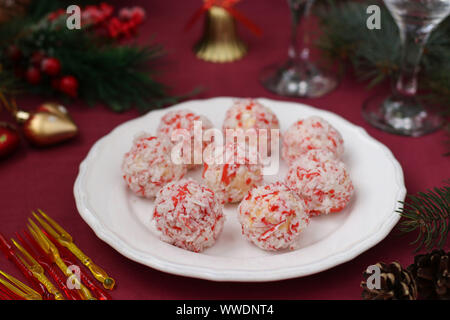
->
[11,238,65,300]
[27,219,96,300]
[33,209,115,290]
[0,270,42,300]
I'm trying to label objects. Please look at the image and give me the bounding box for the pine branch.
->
[316,0,450,107]
[397,182,450,252]
[1,11,189,112]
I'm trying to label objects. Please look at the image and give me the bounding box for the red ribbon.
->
[184,0,262,37]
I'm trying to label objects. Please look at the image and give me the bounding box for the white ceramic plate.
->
[74,97,405,282]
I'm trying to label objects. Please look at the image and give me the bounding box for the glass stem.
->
[394,26,430,97]
[287,0,310,61]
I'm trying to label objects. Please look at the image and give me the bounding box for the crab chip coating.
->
[122,133,187,199]
[157,109,214,168]
[152,179,225,252]
[222,99,280,153]
[282,116,344,164]
[285,153,354,216]
[238,182,310,251]
[202,141,263,204]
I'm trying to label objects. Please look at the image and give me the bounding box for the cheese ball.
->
[157,109,213,168]
[238,182,309,251]
[122,133,187,198]
[282,116,344,164]
[222,99,280,153]
[152,179,225,252]
[202,141,263,204]
[285,152,354,215]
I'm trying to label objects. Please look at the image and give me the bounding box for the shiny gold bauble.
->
[14,102,78,147]
[194,6,247,63]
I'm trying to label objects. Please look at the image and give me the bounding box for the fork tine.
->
[15,232,36,258]
[0,272,23,298]
[14,253,31,270]
[11,238,39,267]
[27,221,50,254]
[0,270,41,300]
[37,209,71,240]
[32,211,60,240]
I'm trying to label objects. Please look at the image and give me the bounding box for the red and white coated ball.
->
[122,133,187,198]
[157,109,213,168]
[222,99,280,152]
[152,179,225,252]
[282,116,344,164]
[238,182,309,251]
[285,151,354,215]
[202,141,263,204]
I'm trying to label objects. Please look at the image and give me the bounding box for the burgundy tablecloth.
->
[0,0,449,300]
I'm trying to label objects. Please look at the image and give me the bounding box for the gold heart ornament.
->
[15,102,78,147]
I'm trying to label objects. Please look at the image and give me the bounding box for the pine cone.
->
[361,262,417,300]
[408,250,450,300]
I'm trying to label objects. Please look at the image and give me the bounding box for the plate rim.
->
[74,97,406,282]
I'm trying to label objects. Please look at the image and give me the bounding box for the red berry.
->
[26,67,42,84]
[119,8,132,20]
[31,51,46,67]
[41,57,61,76]
[130,7,145,24]
[0,123,20,158]
[107,17,122,38]
[100,3,114,17]
[59,75,79,98]
[8,45,22,61]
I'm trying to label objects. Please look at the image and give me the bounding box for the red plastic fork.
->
[18,230,81,300]
[0,233,52,300]
[0,283,23,300]
[42,230,112,300]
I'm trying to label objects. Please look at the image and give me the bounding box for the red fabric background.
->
[0,0,449,299]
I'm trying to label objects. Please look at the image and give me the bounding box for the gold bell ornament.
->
[0,93,78,147]
[187,0,261,63]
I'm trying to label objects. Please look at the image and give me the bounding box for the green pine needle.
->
[397,182,450,252]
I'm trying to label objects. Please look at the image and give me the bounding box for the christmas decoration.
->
[408,250,450,300]
[0,94,78,147]
[397,181,449,252]
[40,57,61,76]
[187,0,261,63]
[0,122,19,158]
[25,66,41,85]
[0,2,188,112]
[361,262,418,300]
[58,76,78,98]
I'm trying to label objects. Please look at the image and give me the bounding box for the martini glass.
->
[362,0,450,136]
[260,0,338,98]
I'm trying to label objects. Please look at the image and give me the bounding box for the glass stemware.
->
[260,0,338,98]
[362,0,450,136]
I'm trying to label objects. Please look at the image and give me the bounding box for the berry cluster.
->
[8,45,79,98]
[48,3,146,39]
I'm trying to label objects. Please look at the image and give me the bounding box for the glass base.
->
[362,93,443,137]
[260,59,338,98]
